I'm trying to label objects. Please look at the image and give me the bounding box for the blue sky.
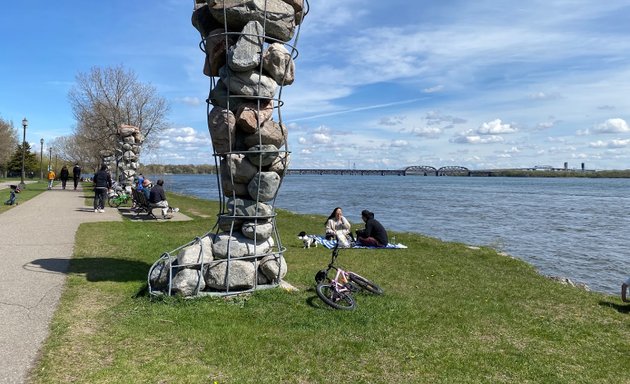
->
[2,1,630,170]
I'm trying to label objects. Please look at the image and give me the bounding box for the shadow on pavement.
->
[598,301,630,314]
[28,257,152,282]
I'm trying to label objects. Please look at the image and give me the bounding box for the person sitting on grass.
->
[356,209,388,247]
[149,179,177,219]
[325,207,353,247]
[4,185,19,206]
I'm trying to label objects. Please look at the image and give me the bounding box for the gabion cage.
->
[148,0,308,297]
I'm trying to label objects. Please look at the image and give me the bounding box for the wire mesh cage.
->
[148,0,308,297]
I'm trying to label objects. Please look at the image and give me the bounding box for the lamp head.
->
[22,118,28,128]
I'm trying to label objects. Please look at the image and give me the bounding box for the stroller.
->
[4,185,20,206]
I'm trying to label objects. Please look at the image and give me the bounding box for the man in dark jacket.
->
[356,209,388,247]
[72,163,81,190]
[149,179,173,219]
[93,165,112,213]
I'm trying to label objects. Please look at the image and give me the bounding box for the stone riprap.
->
[148,0,305,296]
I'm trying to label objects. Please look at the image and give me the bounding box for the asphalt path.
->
[0,185,121,383]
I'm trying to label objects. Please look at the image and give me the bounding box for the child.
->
[4,185,20,206]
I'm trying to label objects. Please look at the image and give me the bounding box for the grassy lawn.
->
[0,179,48,213]
[31,193,630,383]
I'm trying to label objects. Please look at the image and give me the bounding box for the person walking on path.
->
[92,165,112,213]
[0,182,121,384]
[72,162,81,190]
[47,168,56,190]
[59,165,70,190]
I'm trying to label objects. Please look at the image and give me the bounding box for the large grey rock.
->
[172,268,206,297]
[222,178,250,198]
[241,220,274,240]
[149,257,174,291]
[208,106,236,154]
[210,80,247,111]
[123,151,138,161]
[221,154,258,184]
[262,43,295,85]
[228,21,264,72]
[248,171,281,201]
[176,235,214,267]
[204,259,256,290]
[244,120,287,148]
[204,29,236,77]
[118,124,139,137]
[208,0,297,42]
[282,0,304,24]
[259,253,287,281]
[219,66,278,99]
[212,232,275,259]
[218,215,244,232]
[246,144,279,167]
[268,151,290,176]
[228,197,274,218]
[236,100,274,134]
[192,4,222,37]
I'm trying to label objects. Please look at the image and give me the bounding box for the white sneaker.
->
[172,208,179,213]
[94,209,98,213]
[99,209,105,213]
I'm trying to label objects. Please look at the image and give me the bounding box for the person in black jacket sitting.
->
[356,209,388,247]
[149,179,175,219]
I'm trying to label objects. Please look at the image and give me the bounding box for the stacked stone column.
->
[148,0,306,296]
[116,124,144,187]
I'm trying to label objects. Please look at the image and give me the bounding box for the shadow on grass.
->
[30,257,151,283]
[598,301,630,314]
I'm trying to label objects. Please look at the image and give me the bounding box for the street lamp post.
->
[48,147,52,170]
[40,138,44,179]
[19,118,28,190]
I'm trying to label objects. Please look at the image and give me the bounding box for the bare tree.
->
[0,117,18,177]
[49,135,101,173]
[68,65,170,161]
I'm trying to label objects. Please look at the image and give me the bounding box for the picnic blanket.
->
[314,236,408,250]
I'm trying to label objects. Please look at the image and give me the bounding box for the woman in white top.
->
[325,207,353,247]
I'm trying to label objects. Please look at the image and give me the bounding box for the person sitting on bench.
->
[149,179,174,219]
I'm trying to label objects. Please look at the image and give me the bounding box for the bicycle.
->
[108,182,131,208]
[314,238,383,310]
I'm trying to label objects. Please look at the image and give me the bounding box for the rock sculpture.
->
[148,0,307,297]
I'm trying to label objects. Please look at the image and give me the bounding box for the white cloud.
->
[452,135,504,144]
[412,127,442,138]
[378,116,406,126]
[590,139,630,149]
[312,133,332,144]
[423,85,444,93]
[477,119,517,135]
[391,140,408,147]
[594,118,630,134]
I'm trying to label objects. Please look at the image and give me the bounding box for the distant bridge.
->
[287,166,560,176]
[287,166,473,176]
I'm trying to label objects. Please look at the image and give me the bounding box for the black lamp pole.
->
[40,138,44,179]
[19,118,28,190]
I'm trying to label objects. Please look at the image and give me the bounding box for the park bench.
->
[131,188,158,219]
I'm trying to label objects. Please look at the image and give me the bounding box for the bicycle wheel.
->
[108,196,121,208]
[348,272,384,295]
[316,283,356,310]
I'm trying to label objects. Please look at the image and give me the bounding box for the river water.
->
[151,173,628,295]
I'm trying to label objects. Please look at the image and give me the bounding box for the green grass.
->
[0,179,48,213]
[31,193,630,383]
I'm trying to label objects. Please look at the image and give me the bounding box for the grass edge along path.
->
[31,192,630,383]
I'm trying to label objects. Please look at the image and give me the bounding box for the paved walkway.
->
[0,186,121,384]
